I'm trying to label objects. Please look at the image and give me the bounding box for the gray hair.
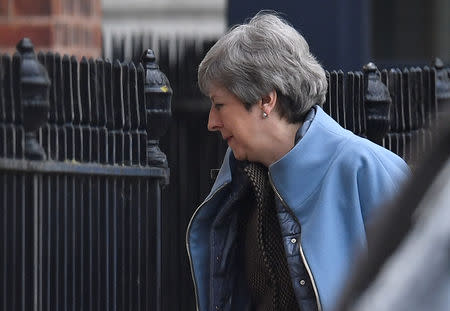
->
[198,11,328,123]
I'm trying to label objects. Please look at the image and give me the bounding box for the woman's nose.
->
[207,107,222,131]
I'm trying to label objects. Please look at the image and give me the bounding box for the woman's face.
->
[207,85,262,162]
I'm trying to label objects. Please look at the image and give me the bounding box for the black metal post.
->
[142,49,172,169]
[17,38,51,160]
[363,62,392,144]
[433,58,450,113]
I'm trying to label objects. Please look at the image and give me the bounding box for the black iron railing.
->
[1,38,171,311]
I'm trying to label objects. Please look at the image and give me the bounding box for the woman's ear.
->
[260,90,278,116]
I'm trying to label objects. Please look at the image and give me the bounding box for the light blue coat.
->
[187,106,410,311]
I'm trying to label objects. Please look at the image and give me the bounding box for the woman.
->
[186,12,410,311]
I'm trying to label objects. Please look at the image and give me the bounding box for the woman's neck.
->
[257,119,302,167]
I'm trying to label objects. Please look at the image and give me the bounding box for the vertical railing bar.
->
[331,70,337,122]
[403,68,412,131]
[2,55,14,123]
[122,63,131,131]
[45,52,57,124]
[87,177,93,311]
[20,174,25,311]
[81,176,92,311]
[63,174,68,311]
[413,68,421,130]
[130,180,136,310]
[381,69,389,149]
[347,72,355,133]
[11,173,16,311]
[124,177,130,310]
[45,175,51,311]
[80,58,92,163]
[338,70,346,128]
[422,66,431,129]
[10,173,15,310]
[118,180,127,310]
[71,56,82,125]
[119,176,125,311]
[18,174,23,311]
[129,63,139,165]
[137,179,141,311]
[102,60,111,165]
[111,177,117,311]
[137,64,147,166]
[147,179,152,310]
[396,69,404,132]
[129,63,140,129]
[63,56,75,160]
[2,173,7,310]
[71,175,76,311]
[54,54,64,125]
[105,177,110,311]
[113,60,124,165]
[12,53,22,125]
[361,71,367,134]
[354,72,362,135]
[79,176,84,311]
[88,58,98,127]
[95,176,101,311]
[128,179,133,311]
[37,174,43,311]
[123,63,132,165]
[0,56,5,122]
[54,174,60,311]
[97,59,107,129]
[324,71,331,115]
[131,179,139,310]
[0,125,4,157]
[72,56,83,162]
[388,69,397,132]
[429,68,437,125]
[79,57,91,125]
[155,180,162,311]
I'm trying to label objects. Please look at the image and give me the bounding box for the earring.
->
[262,112,268,118]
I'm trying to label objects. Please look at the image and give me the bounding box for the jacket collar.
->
[268,106,348,212]
[207,148,233,200]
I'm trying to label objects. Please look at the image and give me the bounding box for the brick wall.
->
[0,0,102,58]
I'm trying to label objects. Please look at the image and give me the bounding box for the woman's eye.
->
[214,103,224,110]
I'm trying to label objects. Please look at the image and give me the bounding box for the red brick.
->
[50,0,62,14]
[0,24,53,46]
[0,0,9,16]
[79,0,91,17]
[90,24,102,47]
[14,0,51,16]
[0,0,102,58]
[62,0,73,15]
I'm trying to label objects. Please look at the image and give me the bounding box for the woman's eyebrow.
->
[210,95,223,103]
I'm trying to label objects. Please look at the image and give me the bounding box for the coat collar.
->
[268,106,348,211]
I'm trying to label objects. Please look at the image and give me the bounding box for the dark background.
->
[228,0,449,72]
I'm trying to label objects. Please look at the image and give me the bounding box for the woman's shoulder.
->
[335,134,408,174]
